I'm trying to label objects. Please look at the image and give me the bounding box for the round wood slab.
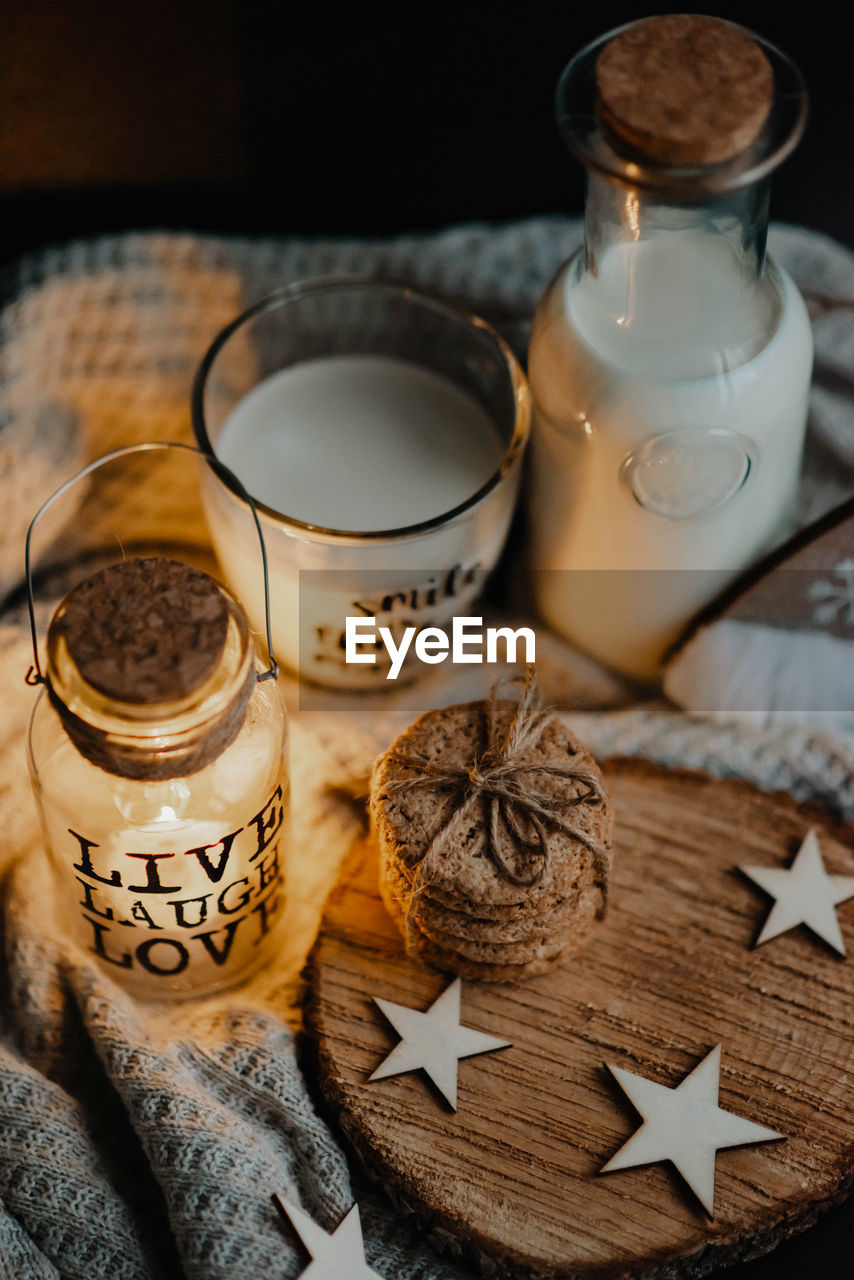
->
[304,759,854,1279]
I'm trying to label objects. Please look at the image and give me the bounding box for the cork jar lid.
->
[54,557,230,704]
[595,14,774,166]
[46,556,255,779]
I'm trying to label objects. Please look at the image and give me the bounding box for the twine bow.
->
[384,666,608,889]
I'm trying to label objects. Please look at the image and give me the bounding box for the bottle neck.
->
[582,171,772,279]
[570,171,782,379]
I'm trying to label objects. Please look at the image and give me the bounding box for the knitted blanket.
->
[0,219,853,1278]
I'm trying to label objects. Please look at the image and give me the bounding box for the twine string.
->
[384,667,608,889]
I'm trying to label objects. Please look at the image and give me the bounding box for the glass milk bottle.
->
[28,555,289,1000]
[527,15,813,682]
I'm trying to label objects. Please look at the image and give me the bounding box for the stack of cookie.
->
[370,691,614,982]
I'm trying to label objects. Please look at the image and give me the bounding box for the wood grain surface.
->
[304,759,854,1279]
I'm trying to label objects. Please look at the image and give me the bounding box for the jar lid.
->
[555,16,807,198]
[56,557,229,703]
[46,557,255,779]
[595,15,774,166]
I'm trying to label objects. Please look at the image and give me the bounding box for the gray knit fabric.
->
[0,219,852,1279]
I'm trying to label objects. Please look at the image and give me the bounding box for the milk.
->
[204,354,520,687]
[216,355,505,532]
[528,230,813,680]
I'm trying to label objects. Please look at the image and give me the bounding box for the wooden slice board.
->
[303,760,854,1279]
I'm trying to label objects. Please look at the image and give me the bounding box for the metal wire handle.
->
[24,441,279,686]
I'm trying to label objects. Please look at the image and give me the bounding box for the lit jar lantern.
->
[27,553,288,999]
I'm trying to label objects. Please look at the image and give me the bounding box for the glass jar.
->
[527,15,813,682]
[192,277,531,690]
[28,555,289,1000]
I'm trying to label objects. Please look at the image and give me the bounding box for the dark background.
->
[2,0,853,270]
[2,3,854,1277]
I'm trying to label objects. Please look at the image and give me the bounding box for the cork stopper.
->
[595,15,774,166]
[46,557,256,779]
[54,557,229,705]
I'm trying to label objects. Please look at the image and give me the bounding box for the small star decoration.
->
[273,1196,383,1279]
[740,827,854,955]
[369,976,511,1109]
[601,1044,784,1216]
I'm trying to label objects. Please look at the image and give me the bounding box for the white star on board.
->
[272,1197,383,1279]
[369,976,511,1109]
[740,827,854,955]
[601,1044,784,1216]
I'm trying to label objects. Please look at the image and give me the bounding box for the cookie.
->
[371,689,614,980]
[380,841,573,926]
[380,885,569,984]
[410,891,585,946]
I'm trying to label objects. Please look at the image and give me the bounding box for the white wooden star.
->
[740,827,854,955]
[272,1197,383,1279]
[369,976,511,1109]
[601,1044,784,1216]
